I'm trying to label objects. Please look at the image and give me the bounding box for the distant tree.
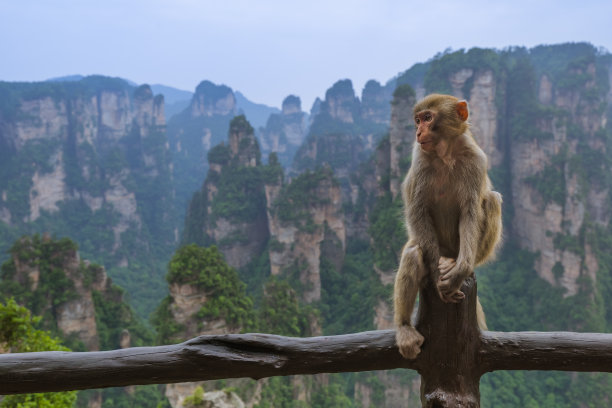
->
[0,298,76,407]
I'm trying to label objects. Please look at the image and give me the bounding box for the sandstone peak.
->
[282,95,301,115]
[228,115,260,167]
[191,80,236,117]
[134,84,154,101]
[322,79,359,124]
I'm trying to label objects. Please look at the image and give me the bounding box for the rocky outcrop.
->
[467,70,502,167]
[0,79,173,286]
[191,81,236,118]
[510,61,608,295]
[444,68,503,167]
[134,85,165,128]
[28,150,67,221]
[166,385,245,408]
[293,79,388,180]
[373,299,394,330]
[183,115,269,269]
[266,168,346,303]
[292,79,390,244]
[258,95,306,167]
[168,283,231,338]
[161,245,252,408]
[324,79,360,123]
[449,69,474,99]
[3,235,130,352]
[355,372,421,408]
[227,116,259,168]
[361,80,392,124]
[13,237,100,349]
[388,85,416,198]
[167,81,240,239]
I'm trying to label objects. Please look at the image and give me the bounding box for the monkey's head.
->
[413,94,469,154]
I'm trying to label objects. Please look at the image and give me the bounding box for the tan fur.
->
[393,94,502,358]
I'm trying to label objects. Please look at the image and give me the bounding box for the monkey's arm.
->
[438,155,486,302]
[405,186,441,280]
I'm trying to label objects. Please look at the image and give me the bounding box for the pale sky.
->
[1,0,611,110]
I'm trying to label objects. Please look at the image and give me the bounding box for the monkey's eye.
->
[424,113,433,122]
[415,118,420,125]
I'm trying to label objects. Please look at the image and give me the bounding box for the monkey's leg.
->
[394,242,426,359]
[441,259,488,329]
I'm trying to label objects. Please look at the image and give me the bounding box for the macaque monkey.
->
[394,94,502,359]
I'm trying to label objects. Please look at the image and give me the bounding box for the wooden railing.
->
[3,277,612,407]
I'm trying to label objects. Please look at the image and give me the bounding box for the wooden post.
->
[415,276,481,408]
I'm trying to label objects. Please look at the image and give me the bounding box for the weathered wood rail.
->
[3,277,612,407]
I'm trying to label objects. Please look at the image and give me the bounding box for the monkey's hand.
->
[437,262,469,303]
[396,325,425,359]
[438,256,456,274]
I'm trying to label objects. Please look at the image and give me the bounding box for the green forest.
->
[1,42,612,407]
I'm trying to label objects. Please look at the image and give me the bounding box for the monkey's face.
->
[414,110,437,153]
[413,95,470,155]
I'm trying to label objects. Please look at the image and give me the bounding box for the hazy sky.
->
[1,0,611,110]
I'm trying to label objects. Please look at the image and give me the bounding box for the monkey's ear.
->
[456,100,469,121]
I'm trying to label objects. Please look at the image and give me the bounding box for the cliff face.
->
[0,235,144,352]
[167,80,238,226]
[167,281,233,338]
[266,167,346,303]
[183,115,269,269]
[388,86,417,198]
[155,244,252,408]
[291,79,392,243]
[509,60,609,295]
[446,69,503,167]
[191,81,236,118]
[292,79,389,181]
[361,80,393,124]
[162,276,248,408]
[1,84,160,228]
[0,77,175,316]
[258,95,306,168]
[183,119,348,305]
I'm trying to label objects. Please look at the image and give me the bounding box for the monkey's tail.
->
[476,191,503,265]
[476,296,488,331]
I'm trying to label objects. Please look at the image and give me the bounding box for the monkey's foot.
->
[438,263,468,303]
[439,287,465,303]
[395,325,425,359]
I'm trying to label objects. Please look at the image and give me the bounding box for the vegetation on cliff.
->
[271,167,337,226]
[0,235,152,351]
[0,78,176,318]
[0,299,77,407]
[152,244,255,343]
